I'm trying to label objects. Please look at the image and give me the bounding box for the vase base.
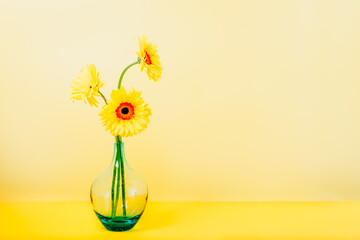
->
[95,212,141,232]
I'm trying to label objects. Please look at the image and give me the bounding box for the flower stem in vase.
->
[113,138,127,217]
[119,145,127,216]
[110,146,119,218]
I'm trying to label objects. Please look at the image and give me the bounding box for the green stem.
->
[117,59,140,89]
[110,137,121,218]
[119,150,126,217]
[111,59,140,218]
[110,153,117,218]
[113,142,121,217]
[113,137,127,217]
[98,90,108,104]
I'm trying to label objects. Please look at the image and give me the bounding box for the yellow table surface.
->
[1,201,360,240]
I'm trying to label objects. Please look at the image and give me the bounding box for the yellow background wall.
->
[1,0,360,201]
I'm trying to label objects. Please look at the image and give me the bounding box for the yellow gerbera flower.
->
[136,35,162,82]
[99,87,152,137]
[70,64,105,107]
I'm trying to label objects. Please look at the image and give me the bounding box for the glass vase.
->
[90,142,148,231]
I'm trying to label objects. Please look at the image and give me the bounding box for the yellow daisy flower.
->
[136,35,162,82]
[70,64,105,107]
[99,87,152,137]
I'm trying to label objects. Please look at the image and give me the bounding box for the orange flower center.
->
[144,51,152,65]
[115,102,135,120]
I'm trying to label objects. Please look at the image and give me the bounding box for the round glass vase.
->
[90,142,148,231]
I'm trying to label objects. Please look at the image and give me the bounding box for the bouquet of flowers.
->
[69,36,162,231]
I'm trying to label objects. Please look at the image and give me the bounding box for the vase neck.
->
[111,142,128,166]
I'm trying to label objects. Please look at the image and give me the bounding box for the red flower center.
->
[144,51,152,65]
[115,102,135,120]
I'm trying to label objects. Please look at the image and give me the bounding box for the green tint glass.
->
[90,142,148,231]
